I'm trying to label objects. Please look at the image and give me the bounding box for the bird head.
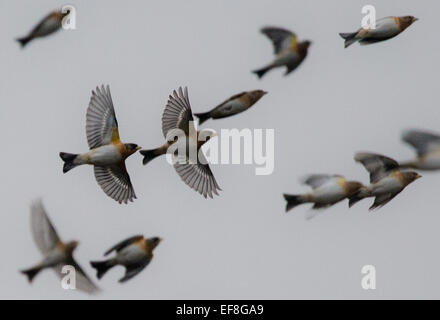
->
[346,181,365,196]
[302,40,312,49]
[148,237,162,251]
[249,90,268,102]
[400,16,418,29]
[403,171,422,184]
[65,240,79,254]
[124,143,141,155]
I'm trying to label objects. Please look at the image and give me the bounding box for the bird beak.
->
[417,173,422,179]
[263,91,268,95]
[136,146,141,151]
[413,17,419,22]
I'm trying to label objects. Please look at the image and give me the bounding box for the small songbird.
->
[16,10,69,48]
[253,26,311,79]
[283,174,364,212]
[349,153,421,210]
[90,235,161,283]
[339,16,418,48]
[21,199,98,294]
[399,129,440,170]
[140,87,221,198]
[194,90,267,125]
[60,85,140,204]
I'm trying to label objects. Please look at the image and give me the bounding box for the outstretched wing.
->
[104,235,144,256]
[30,199,60,255]
[173,152,221,199]
[162,87,194,139]
[261,26,297,54]
[86,85,119,149]
[119,261,150,283]
[402,129,440,156]
[302,174,343,189]
[355,152,399,183]
[369,192,400,211]
[94,164,136,204]
[54,259,99,294]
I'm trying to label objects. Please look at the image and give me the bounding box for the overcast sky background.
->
[1,0,439,299]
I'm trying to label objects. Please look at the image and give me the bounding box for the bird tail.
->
[339,32,358,48]
[140,148,163,165]
[252,65,272,79]
[59,152,80,173]
[283,194,307,212]
[21,266,41,282]
[348,187,370,208]
[16,36,32,48]
[194,111,211,125]
[90,259,116,279]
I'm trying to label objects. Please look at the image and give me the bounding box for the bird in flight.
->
[140,87,221,198]
[339,16,418,48]
[253,26,311,78]
[16,9,70,48]
[20,199,99,294]
[349,153,421,210]
[60,85,140,204]
[283,174,364,212]
[90,235,161,283]
[194,90,267,125]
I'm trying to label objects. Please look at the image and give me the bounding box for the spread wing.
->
[402,129,440,156]
[261,26,297,54]
[302,174,343,189]
[94,164,136,204]
[104,235,144,256]
[173,151,221,198]
[119,261,150,283]
[86,85,119,149]
[355,152,399,183]
[162,87,194,139]
[30,199,60,255]
[54,259,99,294]
[370,192,400,211]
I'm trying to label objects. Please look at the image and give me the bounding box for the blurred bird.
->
[90,235,161,283]
[21,199,98,294]
[253,27,311,78]
[60,85,140,204]
[194,90,267,125]
[339,16,418,48]
[349,153,421,210]
[16,10,69,48]
[283,174,364,212]
[140,87,221,198]
[399,129,440,170]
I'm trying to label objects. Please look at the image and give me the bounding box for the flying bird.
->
[140,87,221,198]
[194,90,267,125]
[20,199,98,294]
[60,85,140,204]
[16,9,69,48]
[90,235,161,283]
[349,153,421,210]
[399,129,440,170]
[339,16,418,48]
[253,26,311,79]
[283,174,364,212]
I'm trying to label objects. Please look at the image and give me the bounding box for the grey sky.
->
[1,0,439,299]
